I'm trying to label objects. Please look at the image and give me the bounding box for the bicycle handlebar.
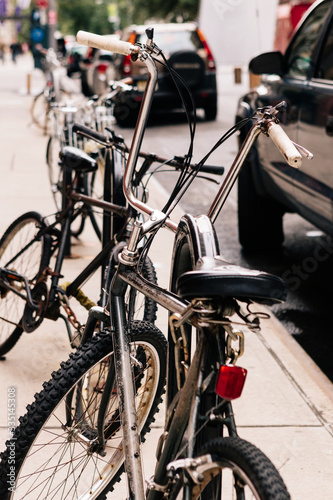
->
[73,123,110,146]
[267,122,302,168]
[76,30,138,56]
[73,123,224,175]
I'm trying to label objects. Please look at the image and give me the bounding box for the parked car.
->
[67,41,117,97]
[235,0,333,251]
[84,45,117,96]
[110,22,218,126]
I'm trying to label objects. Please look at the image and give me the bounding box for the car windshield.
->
[136,30,203,53]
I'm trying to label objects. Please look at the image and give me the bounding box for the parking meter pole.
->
[47,0,57,51]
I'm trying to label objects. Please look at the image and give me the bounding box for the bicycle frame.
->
[0,143,129,342]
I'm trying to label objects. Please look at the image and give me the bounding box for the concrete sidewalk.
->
[0,54,332,499]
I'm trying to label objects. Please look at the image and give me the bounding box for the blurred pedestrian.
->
[10,40,21,63]
[0,42,5,63]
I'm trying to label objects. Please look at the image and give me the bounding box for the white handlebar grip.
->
[76,30,134,56]
[267,122,302,168]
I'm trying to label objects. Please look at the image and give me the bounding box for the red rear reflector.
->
[122,54,131,75]
[97,63,108,74]
[215,365,247,400]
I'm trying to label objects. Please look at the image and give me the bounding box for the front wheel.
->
[30,91,50,132]
[0,322,167,499]
[0,212,52,356]
[170,437,290,500]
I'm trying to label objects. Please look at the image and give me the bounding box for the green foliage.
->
[56,0,200,36]
[138,0,199,22]
[57,0,111,36]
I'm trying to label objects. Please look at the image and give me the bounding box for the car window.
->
[316,16,333,79]
[286,1,331,77]
[136,30,203,53]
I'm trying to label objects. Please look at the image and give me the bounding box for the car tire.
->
[238,145,285,251]
[114,100,138,127]
[204,97,217,121]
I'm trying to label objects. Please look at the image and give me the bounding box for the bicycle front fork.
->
[110,269,146,500]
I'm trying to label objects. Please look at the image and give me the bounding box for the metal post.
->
[47,0,57,50]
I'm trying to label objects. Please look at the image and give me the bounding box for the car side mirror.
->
[249,51,285,77]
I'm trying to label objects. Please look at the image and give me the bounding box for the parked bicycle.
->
[30,48,80,134]
[0,124,160,357]
[46,79,134,240]
[0,28,313,499]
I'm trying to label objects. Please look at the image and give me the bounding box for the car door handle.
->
[326,116,333,136]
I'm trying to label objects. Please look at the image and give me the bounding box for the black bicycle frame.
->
[0,146,129,319]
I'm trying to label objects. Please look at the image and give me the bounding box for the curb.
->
[263,308,333,407]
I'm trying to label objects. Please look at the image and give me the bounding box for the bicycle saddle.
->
[60,146,98,172]
[176,256,287,305]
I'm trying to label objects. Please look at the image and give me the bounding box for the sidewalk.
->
[0,54,332,499]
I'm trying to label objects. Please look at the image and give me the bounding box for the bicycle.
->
[0,29,313,499]
[30,48,79,134]
[0,124,160,358]
[46,79,134,240]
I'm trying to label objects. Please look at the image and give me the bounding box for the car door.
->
[255,2,331,209]
[292,1,333,232]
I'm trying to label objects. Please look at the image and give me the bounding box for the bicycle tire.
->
[169,437,290,500]
[0,322,167,499]
[0,212,52,356]
[46,135,64,212]
[103,252,158,325]
[30,91,50,131]
[132,255,158,323]
[31,89,71,133]
[47,137,92,239]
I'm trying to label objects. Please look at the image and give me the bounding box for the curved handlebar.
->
[73,123,110,146]
[76,30,138,56]
[267,122,302,168]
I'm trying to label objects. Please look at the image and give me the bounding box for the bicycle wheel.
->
[0,322,167,499]
[31,90,71,133]
[0,212,52,356]
[46,135,63,211]
[46,139,90,239]
[30,91,50,131]
[129,255,158,323]
[169,437,290,500]
[103,252,158,324]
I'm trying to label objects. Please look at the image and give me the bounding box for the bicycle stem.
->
[122,48,178,233]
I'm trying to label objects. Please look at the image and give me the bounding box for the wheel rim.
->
[12,339,161,499]
[47,136,63,211]
[192,459,262,499]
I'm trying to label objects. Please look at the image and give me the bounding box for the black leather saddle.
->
[176,256,287,306]
[60,146,98,173]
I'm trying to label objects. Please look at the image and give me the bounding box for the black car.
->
[235,0,333,251]
[110,23,218,126]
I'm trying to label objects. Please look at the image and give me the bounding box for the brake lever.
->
[291,141,313,160]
